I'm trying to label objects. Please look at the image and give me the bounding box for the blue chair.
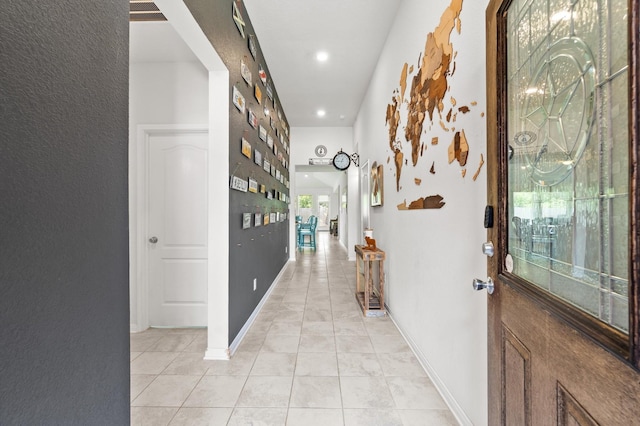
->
[298,216,318,250]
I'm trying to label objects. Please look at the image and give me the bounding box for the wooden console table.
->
[354,245,386,317]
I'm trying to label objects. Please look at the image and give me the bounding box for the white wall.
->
[353,0,489,424]
[129,60,208,328]
[289,127,357,258]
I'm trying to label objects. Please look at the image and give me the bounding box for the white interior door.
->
[148,131,208,327]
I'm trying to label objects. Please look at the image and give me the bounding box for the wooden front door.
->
[485,0,640,424]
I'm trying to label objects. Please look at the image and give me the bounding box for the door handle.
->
[149,236,158,244]
[473,277,494,294]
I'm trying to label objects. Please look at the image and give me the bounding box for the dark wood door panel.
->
[501,283,640,424]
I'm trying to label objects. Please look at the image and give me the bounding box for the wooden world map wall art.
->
[385,0,485,210]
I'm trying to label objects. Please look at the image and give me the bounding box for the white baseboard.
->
[228,261,292,356]
[130,324,143,333]
[204,347,230,360]
[386,306,472,426]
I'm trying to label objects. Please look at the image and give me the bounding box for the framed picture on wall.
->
[254,213,262,227]
[267,134,274,149]
[248,34,257,59]
[248,108,258,128]
[264,214,270,226]
[241,137,252,158]
[232,85,245,113]
[263,159,271,173]
[254,149,262,166]
[242,212,251,229]
[248,178,258,193]
[266,82,273,100]
[259,125,267,141]
[371,162,384,207]
[232,1,246,38]
[254,84,262,105]
[258,64,267,84]
[241,58,252,86]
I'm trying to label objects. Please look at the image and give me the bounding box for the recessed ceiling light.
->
[304,174,309,178]
[317,110,326,117]
[316,51,329,62]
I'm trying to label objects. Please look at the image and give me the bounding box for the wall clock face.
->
[332,151,351,171]
[315,145,327,157]
[520,37,595,186]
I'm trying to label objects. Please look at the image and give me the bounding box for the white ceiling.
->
[243,0,402,127]
[131,1,402,189]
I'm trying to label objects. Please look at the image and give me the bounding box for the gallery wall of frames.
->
[185,0,291,342]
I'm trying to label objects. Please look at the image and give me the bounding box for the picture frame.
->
[241,58,252,86]
[270,212,276,223]
[254,213,262,227]
[264,214,270,226]
[232,1,246,38]
[258,64,267,84]
[242,212,251,229]
[248,34,257,60]
[248,178,258,193]
[371,162,384,207]
[254,149,262,166]
[248,108,258,128]
[254,84,262,105]
[230,175,248,192]
[232,85,245,113]
[241,137,252,158]
[266,82,273,100]
[263,159,271,173]
[267,134,274,149]
[259,184,266,193]
[259,125,267,142]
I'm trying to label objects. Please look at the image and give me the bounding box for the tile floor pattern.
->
[131,233,458,426]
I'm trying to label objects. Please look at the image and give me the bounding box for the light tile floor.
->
[131,233,458,425]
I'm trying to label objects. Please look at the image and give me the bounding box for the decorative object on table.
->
[363,237,377,251]
[371,161,384,207]
[232,85,245,113]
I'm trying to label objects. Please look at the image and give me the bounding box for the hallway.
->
[130,233,457,425]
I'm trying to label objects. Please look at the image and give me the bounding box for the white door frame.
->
[133,0,230,359]
[132,125,208,332]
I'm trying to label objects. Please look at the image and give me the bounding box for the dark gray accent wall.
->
[184,0,291,343]
[0,1,130,424]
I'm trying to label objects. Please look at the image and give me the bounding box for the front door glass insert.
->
[505,0,630,332]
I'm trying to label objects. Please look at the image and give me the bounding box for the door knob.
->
[482,241,494,257]
[149,236,158,243]
[473,277,494,294]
